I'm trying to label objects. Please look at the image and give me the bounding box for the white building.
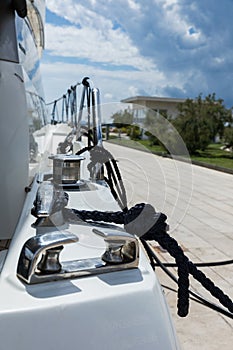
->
[121,96,186,118]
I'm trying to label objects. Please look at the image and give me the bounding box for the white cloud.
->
[46,0,116,30]
[156,0,206,50]
[127,0,141,11]
[128,85,140,96]
[104,93,113,100]
[45,23,155,70]
[41,0,233,107]
[40,60,171,106]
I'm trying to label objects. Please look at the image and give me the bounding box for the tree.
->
[224,127,233,149]
[144,109,183,154]
[111,109,142,140]
[173,94,232,154]
[204,93,232,140]
[111,109,134,127]
[173,97,211,154]
[144,109,160,146]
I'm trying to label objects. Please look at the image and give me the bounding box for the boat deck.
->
[106,142,233,350]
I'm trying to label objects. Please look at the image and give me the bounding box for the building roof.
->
[121,96,186,104]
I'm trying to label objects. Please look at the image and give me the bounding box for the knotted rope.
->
[72,203,233,317]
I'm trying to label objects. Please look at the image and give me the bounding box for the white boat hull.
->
[0,171,179,349]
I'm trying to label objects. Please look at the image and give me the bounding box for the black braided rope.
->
[76,145,127,210]
[87,146,128,210]
[188,262,233,313]
[76,145,94,155]
[72,203,145,225]
[71,203,233,317]
[141,213,190,317]
[76,145,126,209]
[72,207,125,224]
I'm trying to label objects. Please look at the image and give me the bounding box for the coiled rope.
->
[72,203,233,317]
[70,145,233,317]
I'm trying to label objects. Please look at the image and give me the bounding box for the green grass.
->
[137,139,166,153]
[192,156,233,169]
[191,144,233,170]
[107,138,233,171]
[108,137,165,153]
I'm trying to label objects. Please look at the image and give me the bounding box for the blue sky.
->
[40,0,233,108]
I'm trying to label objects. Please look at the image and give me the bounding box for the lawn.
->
[107,137,233,171]
[191,144,233,170]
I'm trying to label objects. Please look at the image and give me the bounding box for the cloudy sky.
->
[40,0,233,108]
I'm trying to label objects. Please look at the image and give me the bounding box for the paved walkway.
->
[105,142,233,350]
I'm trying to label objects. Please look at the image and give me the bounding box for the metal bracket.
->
[17,228,139,285]
[92,228,139,264]
[17,231,78,284]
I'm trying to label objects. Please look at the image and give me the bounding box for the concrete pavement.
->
[105,141,233,350]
